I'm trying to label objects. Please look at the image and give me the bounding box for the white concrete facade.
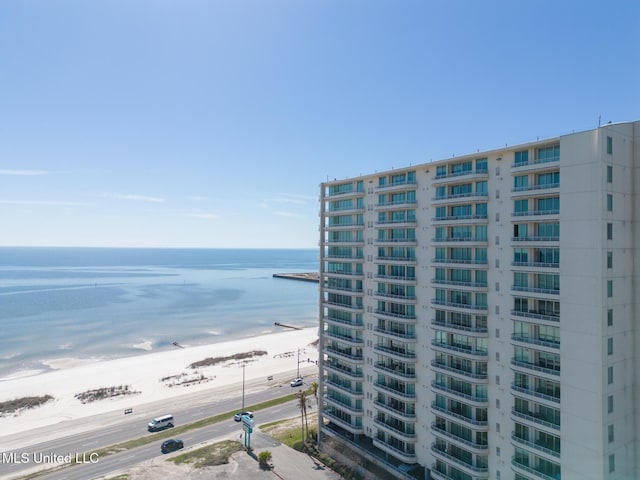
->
[318,121,639,480]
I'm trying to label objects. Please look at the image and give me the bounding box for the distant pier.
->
[273,272,319,283]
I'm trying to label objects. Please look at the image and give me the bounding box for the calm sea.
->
[0,247,319,380]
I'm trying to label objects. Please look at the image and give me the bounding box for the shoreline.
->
[0,325,317,382]
[0,327,319,437]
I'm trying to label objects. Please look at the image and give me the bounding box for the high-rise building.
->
[318,121,639,480]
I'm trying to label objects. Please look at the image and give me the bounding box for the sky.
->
[1,1,638,249]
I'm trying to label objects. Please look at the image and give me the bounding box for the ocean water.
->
[0,247,319,380]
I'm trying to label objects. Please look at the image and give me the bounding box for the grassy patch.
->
[74,385,140,404]
[169,439,243,468]
[188,350,267,369]
[0,395,54,415]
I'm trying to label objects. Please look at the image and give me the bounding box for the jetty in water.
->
[272,272,319,283]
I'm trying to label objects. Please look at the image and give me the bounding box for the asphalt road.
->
[0,368,317,480]
[33,402,302,480]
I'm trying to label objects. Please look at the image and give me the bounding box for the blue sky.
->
[1,1,638,248]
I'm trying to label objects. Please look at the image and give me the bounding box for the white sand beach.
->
[0,328,319,438]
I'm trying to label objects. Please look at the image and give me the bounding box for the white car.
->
[290,377,303,387]
[233,411,253,422]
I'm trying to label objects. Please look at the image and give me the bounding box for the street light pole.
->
[242,364,245,411]
[297,348,300,378]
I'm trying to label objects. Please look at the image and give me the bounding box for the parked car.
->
[290,377,303,387]
[161,439,184,454]
[233,411,254,422]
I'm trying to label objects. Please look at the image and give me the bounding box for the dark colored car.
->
[161,439,184,454]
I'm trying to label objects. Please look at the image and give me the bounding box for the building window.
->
[607,251,613,269]
[607,136,613,155]
[608,395,614,413]
[514,150,528,166]
[608,366,614,384]
[607,165,613,183]
[608,338,613,355]
[607,280,613,297]
[608,424,614,442]
[609,454,615,473]
[607,223,613,240]
[607,194,613,212]
[608,309,613,326]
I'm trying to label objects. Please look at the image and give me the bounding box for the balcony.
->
[432,258,488,267]
[324,330,364,347]
[323,315,364,329]
[372,438,416,463]
[431,402,488,428]
[375,237,417,246]
[374,399,416,420]
[432,278,488,289]
[511,285,559,296]
[375,255,417,264]
[431,423,489,452]
[324,378,363,397]
[511,358,560,377]
[433,168,489,182]
[510,309,559,323]
[325,346,363,362]
[511,333,560,350]
[374,380,416,399]
[374,326,417,341]
[431,382,487,404]
[511,384,560,404]
[432,299,488,312]
[374,361,416,380]
[432,214,489,223]
[323,300,364,311]
[511,433,560,458]
[431,360,488,381]
[323,361,363,379]
[512,209,559,218]
[511,457,560,480]
[511,261,559,269]
[432,236,488,243]
[431,443,489,475]
[374,309,417,322]
[431,340,488,358]
[511,235,559,243]
[374,344,417,360]
[325,395,363,414]
[374,179,417,191]
[431,319,488,334]
[432,192,489,203]
[511,182,560,194]
[511,409,560,431]
[322,409,363,434]
[374,418,416,439]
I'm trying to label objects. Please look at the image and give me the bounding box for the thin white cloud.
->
[273,211,305,219]
[275,192,317,202]
[104,193,165,203]
[184,212,220,220]
[0,200,91,206]
[0,169,48,176]
[274,197,307,205]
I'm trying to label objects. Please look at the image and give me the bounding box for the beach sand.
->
[0,327,319,438]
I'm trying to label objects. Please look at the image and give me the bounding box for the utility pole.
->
[241,364,245,411]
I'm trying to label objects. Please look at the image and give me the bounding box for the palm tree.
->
[311,381,319,405]
[297,389,308,441]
